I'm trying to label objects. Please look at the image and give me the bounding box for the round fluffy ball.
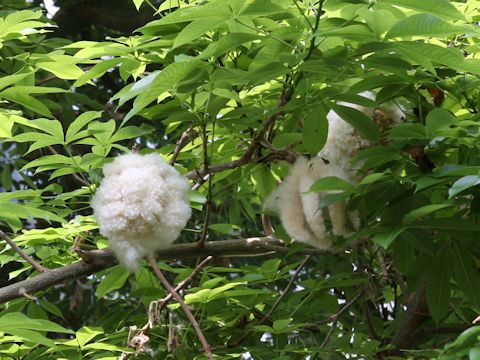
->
[91,153,191,270]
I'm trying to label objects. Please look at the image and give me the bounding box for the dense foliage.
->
[1,0,480,359]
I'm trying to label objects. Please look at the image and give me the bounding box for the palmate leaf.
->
[386,14,470,39]
[65,111,103,143]
[0,10,48,38]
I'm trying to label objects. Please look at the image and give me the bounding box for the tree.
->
[0,0,480,358]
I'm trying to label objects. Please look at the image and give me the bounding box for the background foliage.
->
[1,0,480,359]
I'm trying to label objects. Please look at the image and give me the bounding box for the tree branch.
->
[0,237,327,304]
[387,284,429,354]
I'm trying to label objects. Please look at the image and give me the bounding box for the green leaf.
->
[209,223,234,235]
[350,75,407,93]
[188,190,207,204]
[409,218,480,232]
[308,177,357,194]
[382,0,465,20]
[386,14,468,39]
[123,60,204,123]
[172,16,227,49]
[109,125,153,143]
[388,123,426,141]
[426,244,452,324]
[76,326,103,348]
[73,58,123,87]
[1,93,53,117]
[449,175,480,198]
[65,111,103,143]
[0,72,32,92]
[21,154,74,171]
[371,227,405,249]
[272,318,292,333]
[1,86,67,95]
[37,62,84,80]
[139,0,230,27]
[330,103,380,142]
[0,10,46,37]
[0,201,64,225]
[198,32,260,59]
[272,133,302,148]
[452,242,480,308]
[132,0,145,10]
[96,266,130,298]
[470,348,480,360]
[208,282,244,300]
[0,113,14,138]
[394,42,480,75]
[303,106,328,154]
[0,312,73,333]
[314,24,375,41]
[403,204,453,224]
[425,108,457,139]
[1,328,55,348]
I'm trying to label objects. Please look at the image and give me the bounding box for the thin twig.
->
[320,290,363,348]
[198,175,212,248]
[265,255,311,320]
[170,127,197,165]
[0,230,47,273]
[305,0,325,61]
[149,257,214,360]
[231,255,311,347]
[156,256,213,313]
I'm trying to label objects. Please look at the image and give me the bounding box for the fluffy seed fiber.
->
[265,92,404,249]
[91,153,191,270]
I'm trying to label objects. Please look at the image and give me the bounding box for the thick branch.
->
[0,237,326,304]
[389,285,429,352]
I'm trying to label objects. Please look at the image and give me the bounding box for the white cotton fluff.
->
[265,92,404,249]
[91,153,192,271]
[319,92,405,174]
[265,156,358,249]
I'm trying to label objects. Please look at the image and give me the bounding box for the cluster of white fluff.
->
[265,156,357,249]
[91,153,191,270]
[319,92,405,174]
[265,92,404,249]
